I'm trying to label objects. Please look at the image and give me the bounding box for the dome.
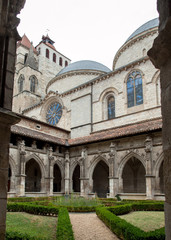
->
[57,60,111,76]
[126,18,159,42]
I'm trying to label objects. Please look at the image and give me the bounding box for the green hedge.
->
[6,231,47,240]
[96,203,165,240]
[56,207,74,240]
[7,202,59,216]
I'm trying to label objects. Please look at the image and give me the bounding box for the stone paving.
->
[69,213,119,240]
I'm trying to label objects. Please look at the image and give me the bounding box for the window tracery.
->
[127,70,143,108]
[18,74,24,93]
[46,102,62,125]
[30,75,37,93]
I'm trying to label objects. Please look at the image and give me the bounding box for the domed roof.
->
[57,60,111,76]
[126,18,159,42]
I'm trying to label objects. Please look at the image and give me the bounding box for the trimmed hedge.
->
[7,202,59,216]
[56,207,74,240]
[96,203,165,240]
[6,231,47,240]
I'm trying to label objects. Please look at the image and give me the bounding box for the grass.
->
[52,195,102,207]
[6,212,57,240]
[119,211,165,232]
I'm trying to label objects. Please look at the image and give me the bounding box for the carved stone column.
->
[79,148,89,197]
[16,140,26,196]
[46,147,54,196]
[148,2,171,238]
[144,136,154,199]
[108,142,118,198]
[64,150,70,195]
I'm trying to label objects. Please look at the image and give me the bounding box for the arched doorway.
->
[8,166,11,192]
[159,161,164,193]
[72,165,80,192]
[53,164,61,192]
[93,160,109,198]
[25,159,41,192]
[122,157,146,193]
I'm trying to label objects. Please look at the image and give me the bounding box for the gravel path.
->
[69,213,119,240]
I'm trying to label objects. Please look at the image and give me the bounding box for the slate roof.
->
[69,118,162,146]
[57,60,111,76]
[126,18,159,42]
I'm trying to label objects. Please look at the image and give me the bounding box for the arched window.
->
[127,70,143,108]
[59,57,63,66]
[65,60,68,67]
[18,74,24,93]
[30,75,37,93]
[53,53,56,63]
[24,53,28,64]
[108,96,115,119]
[46,48,49,58]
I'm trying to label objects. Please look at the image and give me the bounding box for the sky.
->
[17,0,158,69]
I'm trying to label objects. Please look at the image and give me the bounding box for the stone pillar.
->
[0,1,25,238]
[46,147,54,196]
[144,136,154,199]
[0,110,20,239]
[148,2,171,238]
[79,148,89,197]
[64,150,70,195]
[108,142,118,198]
[16,140,26,196]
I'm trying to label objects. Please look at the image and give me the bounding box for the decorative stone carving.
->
[145,136,153,153]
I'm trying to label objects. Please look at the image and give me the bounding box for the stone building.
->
[9,17,165,200]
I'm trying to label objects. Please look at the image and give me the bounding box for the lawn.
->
[119,211,165,232]
[6,212,57,240]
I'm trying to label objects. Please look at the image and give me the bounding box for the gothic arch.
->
[151,70,160,84]
[154,152,164,177]
[89,155,109,180]
[25,154,46,178]
[9,155,17,177]
[70,160,81,179]
[117,151,146,178]
[52,160,64,179]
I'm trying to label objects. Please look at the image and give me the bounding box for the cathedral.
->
[8,17,164,200]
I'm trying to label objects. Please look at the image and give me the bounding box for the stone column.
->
[148,2,171,238]
[0,110,20,239]
[46,147,54,196]
[64,150,70,195]
[108,143,118,198]
[16,140,26,196]
[145,136,154,199]
[79,148,89,197]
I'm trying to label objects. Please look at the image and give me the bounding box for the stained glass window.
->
[108,96,115,119]
[127,71,143,108]
[46,102,62,125]
[18,74,24,93]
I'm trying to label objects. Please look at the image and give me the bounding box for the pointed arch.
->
[52,160,64,179]
[154,152,164,178]
[72,163,81,192]
[89,155,109,180]
[118,151,146,178]
[9,155,17,177]
[25,153,46,178]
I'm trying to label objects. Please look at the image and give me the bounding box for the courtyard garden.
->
[6,196,165,240]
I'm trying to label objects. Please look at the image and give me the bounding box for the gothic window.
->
[24,53,28,64]
[59,57,63,66]
[30,75,37,93]
[127,70,143,108]
[46,48,49,58]
[53,53,56,63]
[108,96,115,119]
[46,102,62,125]
[18,74,24,93]
[65,60,68,67]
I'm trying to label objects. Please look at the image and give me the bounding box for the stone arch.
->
[9,155,17,177]
[53,163,62,192]
[118,151,146,178]
[151,70,161,105]
[72,163,81,193]
[89,156,109,197]
[52,160,64,179]
[25,154,46,178]
[119,152,146,193]
[154,152,164,194]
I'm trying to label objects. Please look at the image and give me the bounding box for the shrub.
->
[56,207,74,240]
[6,230,46,240]
[96,203,165,240]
